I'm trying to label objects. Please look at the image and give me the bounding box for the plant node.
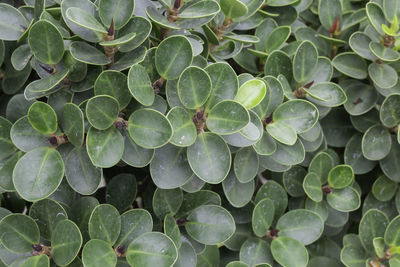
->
[32,244,51,257]
[114,117,128,130]
[48,134,68,148]
[322,185,332,195]
[383,34,395,47]
[115,245,126,257]
[266,229,280,239]
[176,218,187,226]
[153,77,166,94]
[193,108,207,133]
[293,87,307,98]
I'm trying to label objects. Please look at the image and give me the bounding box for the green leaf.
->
[293,41,318,84]
[369,63,398,89]
[115,209,153,248]
[349,32,377,61]
[372,175,397,202]
[121,128,154,168]
[239,237,273,266]
[128,108,172,149]
[255,180,288,217]
[219,0,248,19]
[305,82,347,107]
[276,209,324,245]
[82,239,117,267]
[178,66,212,109]
[226,261,249,267]
[69,197,99,241]
[0,214,40,253]
[0,4,28,40]
[66,7,106,33]
[70,41,111,65]
[164,213,181,249]
[362,124,392,160]
[234,79,266,109]
[303,172,323,202]
[86,127,124,168]
[327,187,361,212]
[185,205,235,245]
[234,146,259,183]
[10,116,51,152]
[0,151,22,191]
[342,80,378,116]
[178,0,220,19]
[89,204,121,245]
[27,101,57,135]
[28,20,64,65]
[128,64,155,106]
[205,62,238,110]
[150,144,193,189]
[271,137,305,166]
[106,173,137,212]
[13,147,64,201]
[283,166,306,197]
[366,2,387,35]
[51,220,82,266]
[19,254,49,267]
[0,117,17,160]
[152,188,183,218]
[359,209,389,252]
[265,26,291,53]
[98,0,134,29]
[126,232,178,267]
[381,136,400,182]
[86,95,119,130]
[332,52,368,79]
[318,0,342,30]
[380,93,400,127]
[253,130,277,156]
[273,99,319,133]
[222,169,254,208]
[94,70,131,109]
[252,198,275,237]
[370,42,400,62]
[187,132,231,184]
[24,68,69,100]
[155,36,193,80]
[207,100,250,135]
[61,103,84,147]
[266,121,297,146]
[65,147,102,195]
[385,215,400,247]
[29,199,67,240]
[328,165,354,189]
[271,236,308,267]
[118,17,152,52]
[167,107,197,147]
[11,44,32,71]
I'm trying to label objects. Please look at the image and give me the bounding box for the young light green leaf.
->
[234,79,266,109]
[28,102,57,135]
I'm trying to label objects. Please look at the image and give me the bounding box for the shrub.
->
[0,0,400,266]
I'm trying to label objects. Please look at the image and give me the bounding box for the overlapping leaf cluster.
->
[1,0,400,266]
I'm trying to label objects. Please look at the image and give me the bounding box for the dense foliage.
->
[1,0,400,266]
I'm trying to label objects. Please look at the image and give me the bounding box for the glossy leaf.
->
[28,102,57,135]
[128,64,155,106]
[86,95,119,130]
[88,204,121,245]
[28,20,64,65]
[234,79,266,109]
[0,214,40,253]
[13,147,64,201]
[185,205,235,245]
[51,220,82,266]
[98,0,134,29]
[128,108,172,149]
[155,36,193,80]
[252,198,274,237]
[126,232,178,267]
[328,165,354,189]
[178,66,211,109]
[293,41,318,83]
[82,239,117,267]
[0,4,28,41]
[271,236,308,267]
[187,132,231,184]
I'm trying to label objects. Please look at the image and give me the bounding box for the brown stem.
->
[114,245,126,257]
[48,134,68,148]
[209,18,233,53]
[193,107,207,133]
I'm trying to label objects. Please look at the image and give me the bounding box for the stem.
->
[153,77,166,94]
[209,17,233,53]
[32,244,51,257]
